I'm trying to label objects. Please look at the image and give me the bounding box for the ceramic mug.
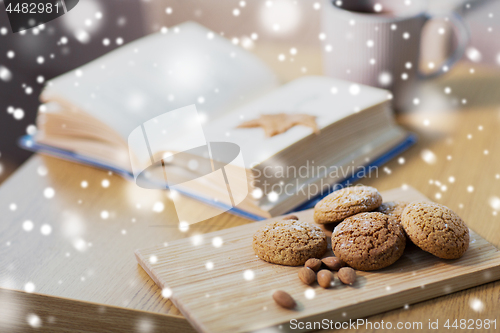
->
[321,0,469,110]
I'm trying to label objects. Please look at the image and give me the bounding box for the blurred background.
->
[1,0,500,184]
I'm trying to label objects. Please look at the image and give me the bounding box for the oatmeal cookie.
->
[253,219,327,266]
[401,202,469,259]
[331,212,406,270]
[314,186,383,224]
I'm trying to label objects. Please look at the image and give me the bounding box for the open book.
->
[22,22,415,220]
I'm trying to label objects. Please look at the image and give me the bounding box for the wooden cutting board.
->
[135,187,500,333]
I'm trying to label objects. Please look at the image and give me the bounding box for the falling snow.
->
[421,149,437,164]
[27,314,42,328]
[44,187,55,199]
[304,288,315,299]
[252,188,263,199]
[191,234,203,246]
[212,236,223,248]
[243,269,255,281]
[378,72,392,86]
[23,220,34,232]
[489,197,500,211]
[40,224,52,235]
[152,202,164,212]
[162,288,172,298]
[24,282,35,293]
[13,108,24,120]
[0,65,13,81]
[349,84,361,95]
[179,221,189,232]
[469,298,484,313]
[466,47,482,62]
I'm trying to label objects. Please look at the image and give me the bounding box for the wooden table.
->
[1,64,500,332]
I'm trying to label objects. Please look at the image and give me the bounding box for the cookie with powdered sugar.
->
[313,186,382,224]
[331,212,406,270]
[253,219,327,266]
[401,202,469,259]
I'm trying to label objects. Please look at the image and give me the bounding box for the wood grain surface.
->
[0,288,195,333]
[1,63,500,332]
[0,154,246,331]
[135,187,500,333]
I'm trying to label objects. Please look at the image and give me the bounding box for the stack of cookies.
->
[253,186,470,272]
[315,186,469,270]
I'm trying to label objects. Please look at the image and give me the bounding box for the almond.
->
[304,258,322,272]
[321,256,345,271]
[317,269,334,289]
[272,290,296,309]
[298,267,316,285]
[338,267,357,285]
[282,214,299,220]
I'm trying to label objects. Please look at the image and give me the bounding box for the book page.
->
[41,21,278,140]
[203,76,391,167]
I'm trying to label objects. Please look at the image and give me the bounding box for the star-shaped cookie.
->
[237,113,319,137]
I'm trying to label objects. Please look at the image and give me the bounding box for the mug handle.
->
[418,12,470,80]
